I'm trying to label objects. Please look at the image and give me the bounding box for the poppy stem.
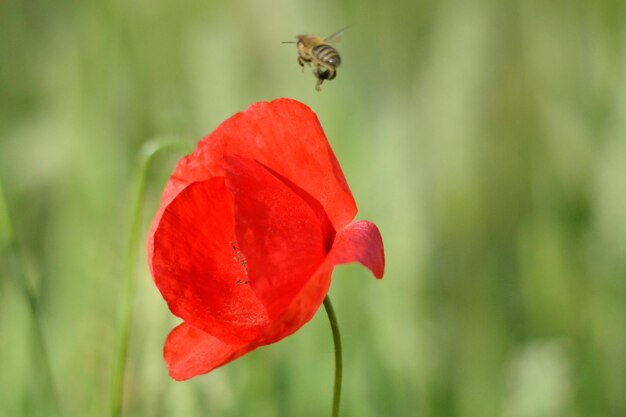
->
[0,178,60,416]
[110,139,193,417]
[323,295,343,417]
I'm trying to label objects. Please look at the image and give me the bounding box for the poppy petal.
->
[223,155,327,320]
[256,162,336,251]
[150,98,357,236]
[164,322,250,381]
[317,220,385,279]
[151,177,270,344]
[256,271,332,346]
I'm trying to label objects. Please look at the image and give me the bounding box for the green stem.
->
[109,139,193,417]
[0,178,60,416]
[0,177,15,248]
[323,295,343,417]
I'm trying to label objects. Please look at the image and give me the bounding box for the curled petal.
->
[317,220,385,279]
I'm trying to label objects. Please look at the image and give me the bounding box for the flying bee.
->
[283,28,346,91]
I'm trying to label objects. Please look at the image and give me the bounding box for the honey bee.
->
[284,28,346,91]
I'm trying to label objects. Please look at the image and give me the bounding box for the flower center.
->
[229,241,249,285]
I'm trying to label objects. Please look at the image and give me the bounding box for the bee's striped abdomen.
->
[312,44,341,66]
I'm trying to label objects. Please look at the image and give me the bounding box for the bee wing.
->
[324,26,349,43]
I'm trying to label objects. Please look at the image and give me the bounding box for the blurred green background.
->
[1,0,625,416]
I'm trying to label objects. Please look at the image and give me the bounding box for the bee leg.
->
[326,69,337,80]
[312,67,323,91]
[297,56,305,72]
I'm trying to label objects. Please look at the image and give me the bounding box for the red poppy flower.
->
[147,98,385,381]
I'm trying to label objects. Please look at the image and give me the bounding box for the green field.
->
[1,0,625,416]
